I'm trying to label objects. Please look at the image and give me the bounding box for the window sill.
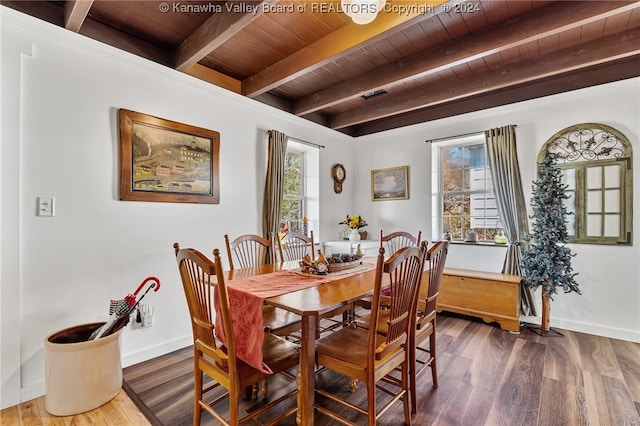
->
[445,240,509,248]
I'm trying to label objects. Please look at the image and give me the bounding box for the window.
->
[279,139,320,240]
[431,134,501,241]
[280,149,305,234]
[541,123,632,245]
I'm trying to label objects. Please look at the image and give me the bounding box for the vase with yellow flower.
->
[339,215,368,242]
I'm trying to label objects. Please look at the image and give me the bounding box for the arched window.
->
[539,123,633,245]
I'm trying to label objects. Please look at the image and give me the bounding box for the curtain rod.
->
[265,131,325,149]
[425,125,517,144]
[290,137,325,149]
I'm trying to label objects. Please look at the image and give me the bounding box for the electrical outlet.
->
[36,197,55,217]
[142,303,154,327]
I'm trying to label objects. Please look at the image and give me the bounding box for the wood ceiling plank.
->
[329,27,640,129]
[173,0,276,72]
[630,8,640,27]
[401,22,432,52]
[1,1,64,27]
[64,0,93,32]
[603,11,633,36]
[481,0,511,25]
[580,20,606,43]
[293,0,640,116]
[78,11,172,66]
[460,1,491,32]
[241,1,448,97]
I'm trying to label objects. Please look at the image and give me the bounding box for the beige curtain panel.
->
[262,130,288,246]
[485,125,537,317]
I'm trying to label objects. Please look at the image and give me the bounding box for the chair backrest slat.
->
[225,233,275,269]
[380,230,423,257]
[423,240,449,316]
[277,230,315,262]
[174,243,234,369]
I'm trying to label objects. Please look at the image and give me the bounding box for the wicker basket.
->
[327,260,362,273]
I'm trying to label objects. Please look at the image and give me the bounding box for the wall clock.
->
[332,163,346,193]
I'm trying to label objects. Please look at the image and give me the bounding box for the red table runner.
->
[216,259,375,373]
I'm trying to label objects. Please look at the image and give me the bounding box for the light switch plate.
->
[36,197,55,217]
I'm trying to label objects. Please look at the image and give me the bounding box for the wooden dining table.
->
[218,259,380,426]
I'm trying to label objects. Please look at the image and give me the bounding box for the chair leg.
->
[430,331,438,387]
[229,384,240,425]
[402,359,412,426]
[296,364,302,425]
[410,331,418,415]
[367,379,376,426]
[194,369,202,426]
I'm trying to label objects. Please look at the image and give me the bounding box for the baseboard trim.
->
[121,335,192,367]
[521,315,640,343]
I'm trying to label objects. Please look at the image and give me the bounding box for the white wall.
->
[0,7,357,408]
[2,6,639,410]
[351,78,640,344]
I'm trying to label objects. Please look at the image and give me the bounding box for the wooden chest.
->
[437,267,522,332]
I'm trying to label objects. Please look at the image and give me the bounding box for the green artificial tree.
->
[521,151,580,334]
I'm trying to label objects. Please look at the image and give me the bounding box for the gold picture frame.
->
[119,109,220,204]
[371,166,409,201]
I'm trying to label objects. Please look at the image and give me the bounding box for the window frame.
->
[431,133,501,242]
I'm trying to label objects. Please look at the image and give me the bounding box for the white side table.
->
[322,240,379,257]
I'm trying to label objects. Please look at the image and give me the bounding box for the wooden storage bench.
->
[437,267,521,332]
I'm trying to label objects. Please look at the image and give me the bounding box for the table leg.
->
[297,314,316,425]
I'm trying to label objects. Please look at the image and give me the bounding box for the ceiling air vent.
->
[361,89,387,100]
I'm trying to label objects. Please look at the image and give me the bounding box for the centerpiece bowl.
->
[326,253,363,273]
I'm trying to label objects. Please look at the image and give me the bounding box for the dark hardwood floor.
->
[121,312,640,425]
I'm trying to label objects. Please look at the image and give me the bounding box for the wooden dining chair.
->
[410,239,449,413]
[223,234,302,339]
[276,230,315,262]
[173,244,299,426]
[224,233,275,270]
[380,230,422,256]
[356,240,449,415]
[314,246,425,426]
[354,229,423,312]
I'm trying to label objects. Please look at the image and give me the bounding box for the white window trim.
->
[286,139,320,241]
[431,132,494,241]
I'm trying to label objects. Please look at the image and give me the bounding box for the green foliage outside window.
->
[281,151,304,234]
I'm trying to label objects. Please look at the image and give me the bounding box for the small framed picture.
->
[371,166,409,201]
[119,109,220,204]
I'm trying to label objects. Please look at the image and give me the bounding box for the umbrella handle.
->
[133,276,161,296]
[131,283,158,311]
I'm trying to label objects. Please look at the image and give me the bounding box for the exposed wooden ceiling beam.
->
[329,28,640,129]
[295,0,640,116]
[241,0,448,98]
[183,64,242,94]
[63,0,93,32]
[352,57,640,136]
[173,0,276,72]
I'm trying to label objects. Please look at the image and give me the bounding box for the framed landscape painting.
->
[119,109,220,204]
[371,166,409,201]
